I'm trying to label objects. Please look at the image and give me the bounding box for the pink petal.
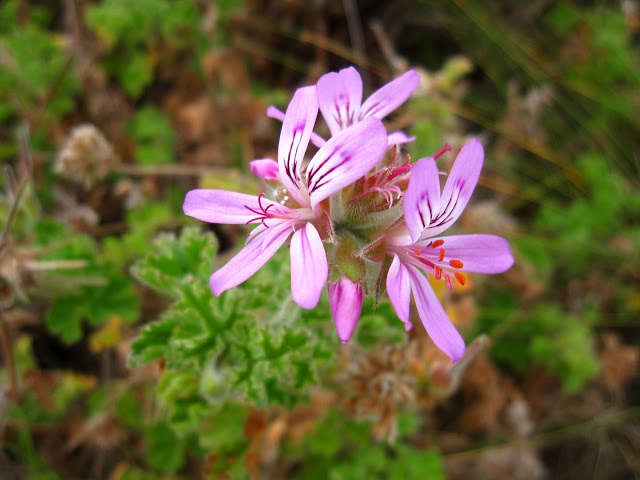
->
[329,277,363,344]
[250,158,280,181]
[386,255,412,330]
[403,157,441,242]
[407,265,465,362]
[427,234,514,274]
[387,131,416,146]
[210,221,293,295]
[290,223,328,309]
[358,69,420,121]
[421,139,483,239]
[266,105,285,121]
[268,105,326,148]
[183,189,279,224]
[277,86,318,205]
[306,117,387,208]
[317,66,363,136]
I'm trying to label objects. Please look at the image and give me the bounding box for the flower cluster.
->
[183,66,513,362]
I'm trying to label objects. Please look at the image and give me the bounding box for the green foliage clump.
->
[477,293,599,392]
[534,153,640,277]
[0,1,78,143]
[130,227,335,409]
[38,221,140,343]
[86,0,201,98]
[103,200,175,266]
[128,106,176,165]
[285,409,445,480]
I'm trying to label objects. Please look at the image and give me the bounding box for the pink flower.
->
[316,66,420,146]
[385,140,514,362]
[266,67,419,148]
[183,86,387,309]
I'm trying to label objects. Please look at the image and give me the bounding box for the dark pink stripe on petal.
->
[306,117,387,208]
[277,86,319,206]
[317,66,363,136]
[358,69,420,121]
[403,157,441,242]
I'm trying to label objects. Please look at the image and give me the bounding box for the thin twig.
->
[343,0,368,85]
[113,163,228,177]
[0,312,18,400]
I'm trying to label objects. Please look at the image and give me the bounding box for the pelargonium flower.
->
[384,139,514,362]
[317,66,420,146]
[183,85,387,309]
[266,67,419,148]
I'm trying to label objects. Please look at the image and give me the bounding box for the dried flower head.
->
[56,124,119,188]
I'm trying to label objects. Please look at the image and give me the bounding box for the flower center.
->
[408,238,466,290]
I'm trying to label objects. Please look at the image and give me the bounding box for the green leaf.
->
[131,227,218,297]
[145,421,185,473]
[128,106,176,164]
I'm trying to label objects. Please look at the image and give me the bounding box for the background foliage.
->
[0,1,638,479]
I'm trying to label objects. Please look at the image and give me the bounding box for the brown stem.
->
[0,313,18,400]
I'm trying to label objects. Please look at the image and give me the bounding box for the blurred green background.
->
[0,0,639,479]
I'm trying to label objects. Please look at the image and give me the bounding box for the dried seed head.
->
[56,124,119,188]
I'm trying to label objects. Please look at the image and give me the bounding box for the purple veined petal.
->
[427,234,514,274]
[317,66,363,136]
[420,139,484,239]
[403,157,441,242]
[358,69,420,121]
[306,117,387,208]
[277,86,319,206]
[183,189,281,224]
[268,105,326,148]
[210,221,293,296]
[250,158,280,181]
[386,254,412,330]
[329,276,363,344]
[290,222,328,308]
[407,264,465,362]
[387,131,416,146]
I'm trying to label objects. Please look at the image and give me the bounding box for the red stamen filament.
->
[433,143,452,160]
[434,266,442,280]
[445,275,454,290]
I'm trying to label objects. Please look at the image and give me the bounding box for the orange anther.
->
[449,259,464,269]
[434,266,442,280]
[454,272,466,286]
[438,248,445,262]
[432,239,444,248]
[413,247,421,256]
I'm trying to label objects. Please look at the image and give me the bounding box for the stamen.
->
[433,143,452,160]
[412,247,421,256]
[445,275,454,291]
[434,266,442,280]
[438,248,445,262]
[454,272,466,286]
[449,259,464,269]
[432,239,444,248]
